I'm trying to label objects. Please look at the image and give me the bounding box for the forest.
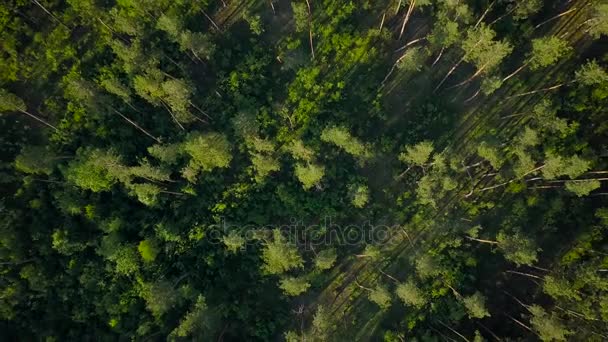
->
[1,0,607,340]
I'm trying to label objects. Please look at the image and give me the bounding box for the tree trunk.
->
[32,0,69,28]
[506,270,543,279]
[502,62,529,83]
[465,236,499,245]
[474,1,496,28]
[437,320,470,342]
[534,7,578,30]
[19,110,58,131]
[431,47,445,67]
[398,0,416,40]
[112,109,161,143]
[201,9,221,32]
[305,0,315,60]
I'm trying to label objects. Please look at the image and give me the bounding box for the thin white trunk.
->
[20,110,58,131]
[398,0,416,40]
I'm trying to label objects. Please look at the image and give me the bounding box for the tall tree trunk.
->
[305,0,315,60]
[19,110,58,131]
[534,7,578,30]
[474,0,496,28]
[398,0,416,40]
[465,236,499,245]
[112,108,161,143]
[502,62,529,82]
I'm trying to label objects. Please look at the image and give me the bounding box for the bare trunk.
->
[398,0,416,40]
[506,313,533,332]
[431,47,444,67]
[474,0,496,29]
[160,101,185,131]
[201,9,221,32]
[32,0,69,28]
[448,63,489,89]
[507,82,571,99]
[434,57,464,92]
[506,270,543,279]
[269,1,275,15]
[534,7,578,30]
[305,0,315,60]
[464,88,481,103]
[395,0,402,14]
[488,5,517,27]
[19,110,58,131]
[502,62,529,83]
[437,320,470,342]
[379,12,386,31]
[188,100,212,120]
[354,280,372,291]
[379,269,399,283]
[465,236,499,245]
[394,36,426,52]
[112,108,161,143]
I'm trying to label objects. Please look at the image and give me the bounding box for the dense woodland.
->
[1,0,608,340]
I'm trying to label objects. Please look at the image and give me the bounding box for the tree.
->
[295,162,325,190]
[586,3,608,38]
[461,292,490,319]
[565,180,601,197]
[575,60,608,86]
[396,280,427,308]
[140,280,178,318]
[348,183,369,208]
[459,25,513,84]
[513,0,543,20]
[14,146,56,175]
[279,276,311,296]
[261,229,304,275]
[138,239,159,262]
[65,149,127,192]
[399,141,434,167]
[169,295,215,339]
[529,36,571,70]
[128,183,162,206]
[542,153,591,180]
[369,285,392,310]
[496,229,539,266]
[320,125,371,161]
[291,2,308,33]
[315,248,337,270]
[222,231,246,253]
[0,89,57,130]
[415,254,441,279]
[396,46,426,72]
[542,276,580,301]
[529,305,571,341]
[477,141,503,169]
[286,139,315,162]
[183,132,232,179]
[312,305,332,337]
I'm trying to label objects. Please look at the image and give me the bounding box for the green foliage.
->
[348,183,369,208]
[169,295,212,339]
[294,162,325,190]
[399,141,434,166]
[0,88,26,112]
[529,36,572,70]
[462,25,513,74]
[138,239,159,262]
[320,126,371,161]
[397,47,427,72]
[565,180,600,197]
[587,4,608,38]
[65,149,126,192]
[183,132,232,178]
[575,60,608,86]
[396,281,427,308]
[542,153,591,180]
[369,285,392,310]
[314,248,337,270]
[291,2,309,33]
[497,229,539,266]
[261,230,304,275]
[222,231,246,253]
[513,0,543,20]
[14,146,55,175]
[529,305,572,341]
[279,276,311,296]
[461,292,490,319]
[477,142,503,169]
